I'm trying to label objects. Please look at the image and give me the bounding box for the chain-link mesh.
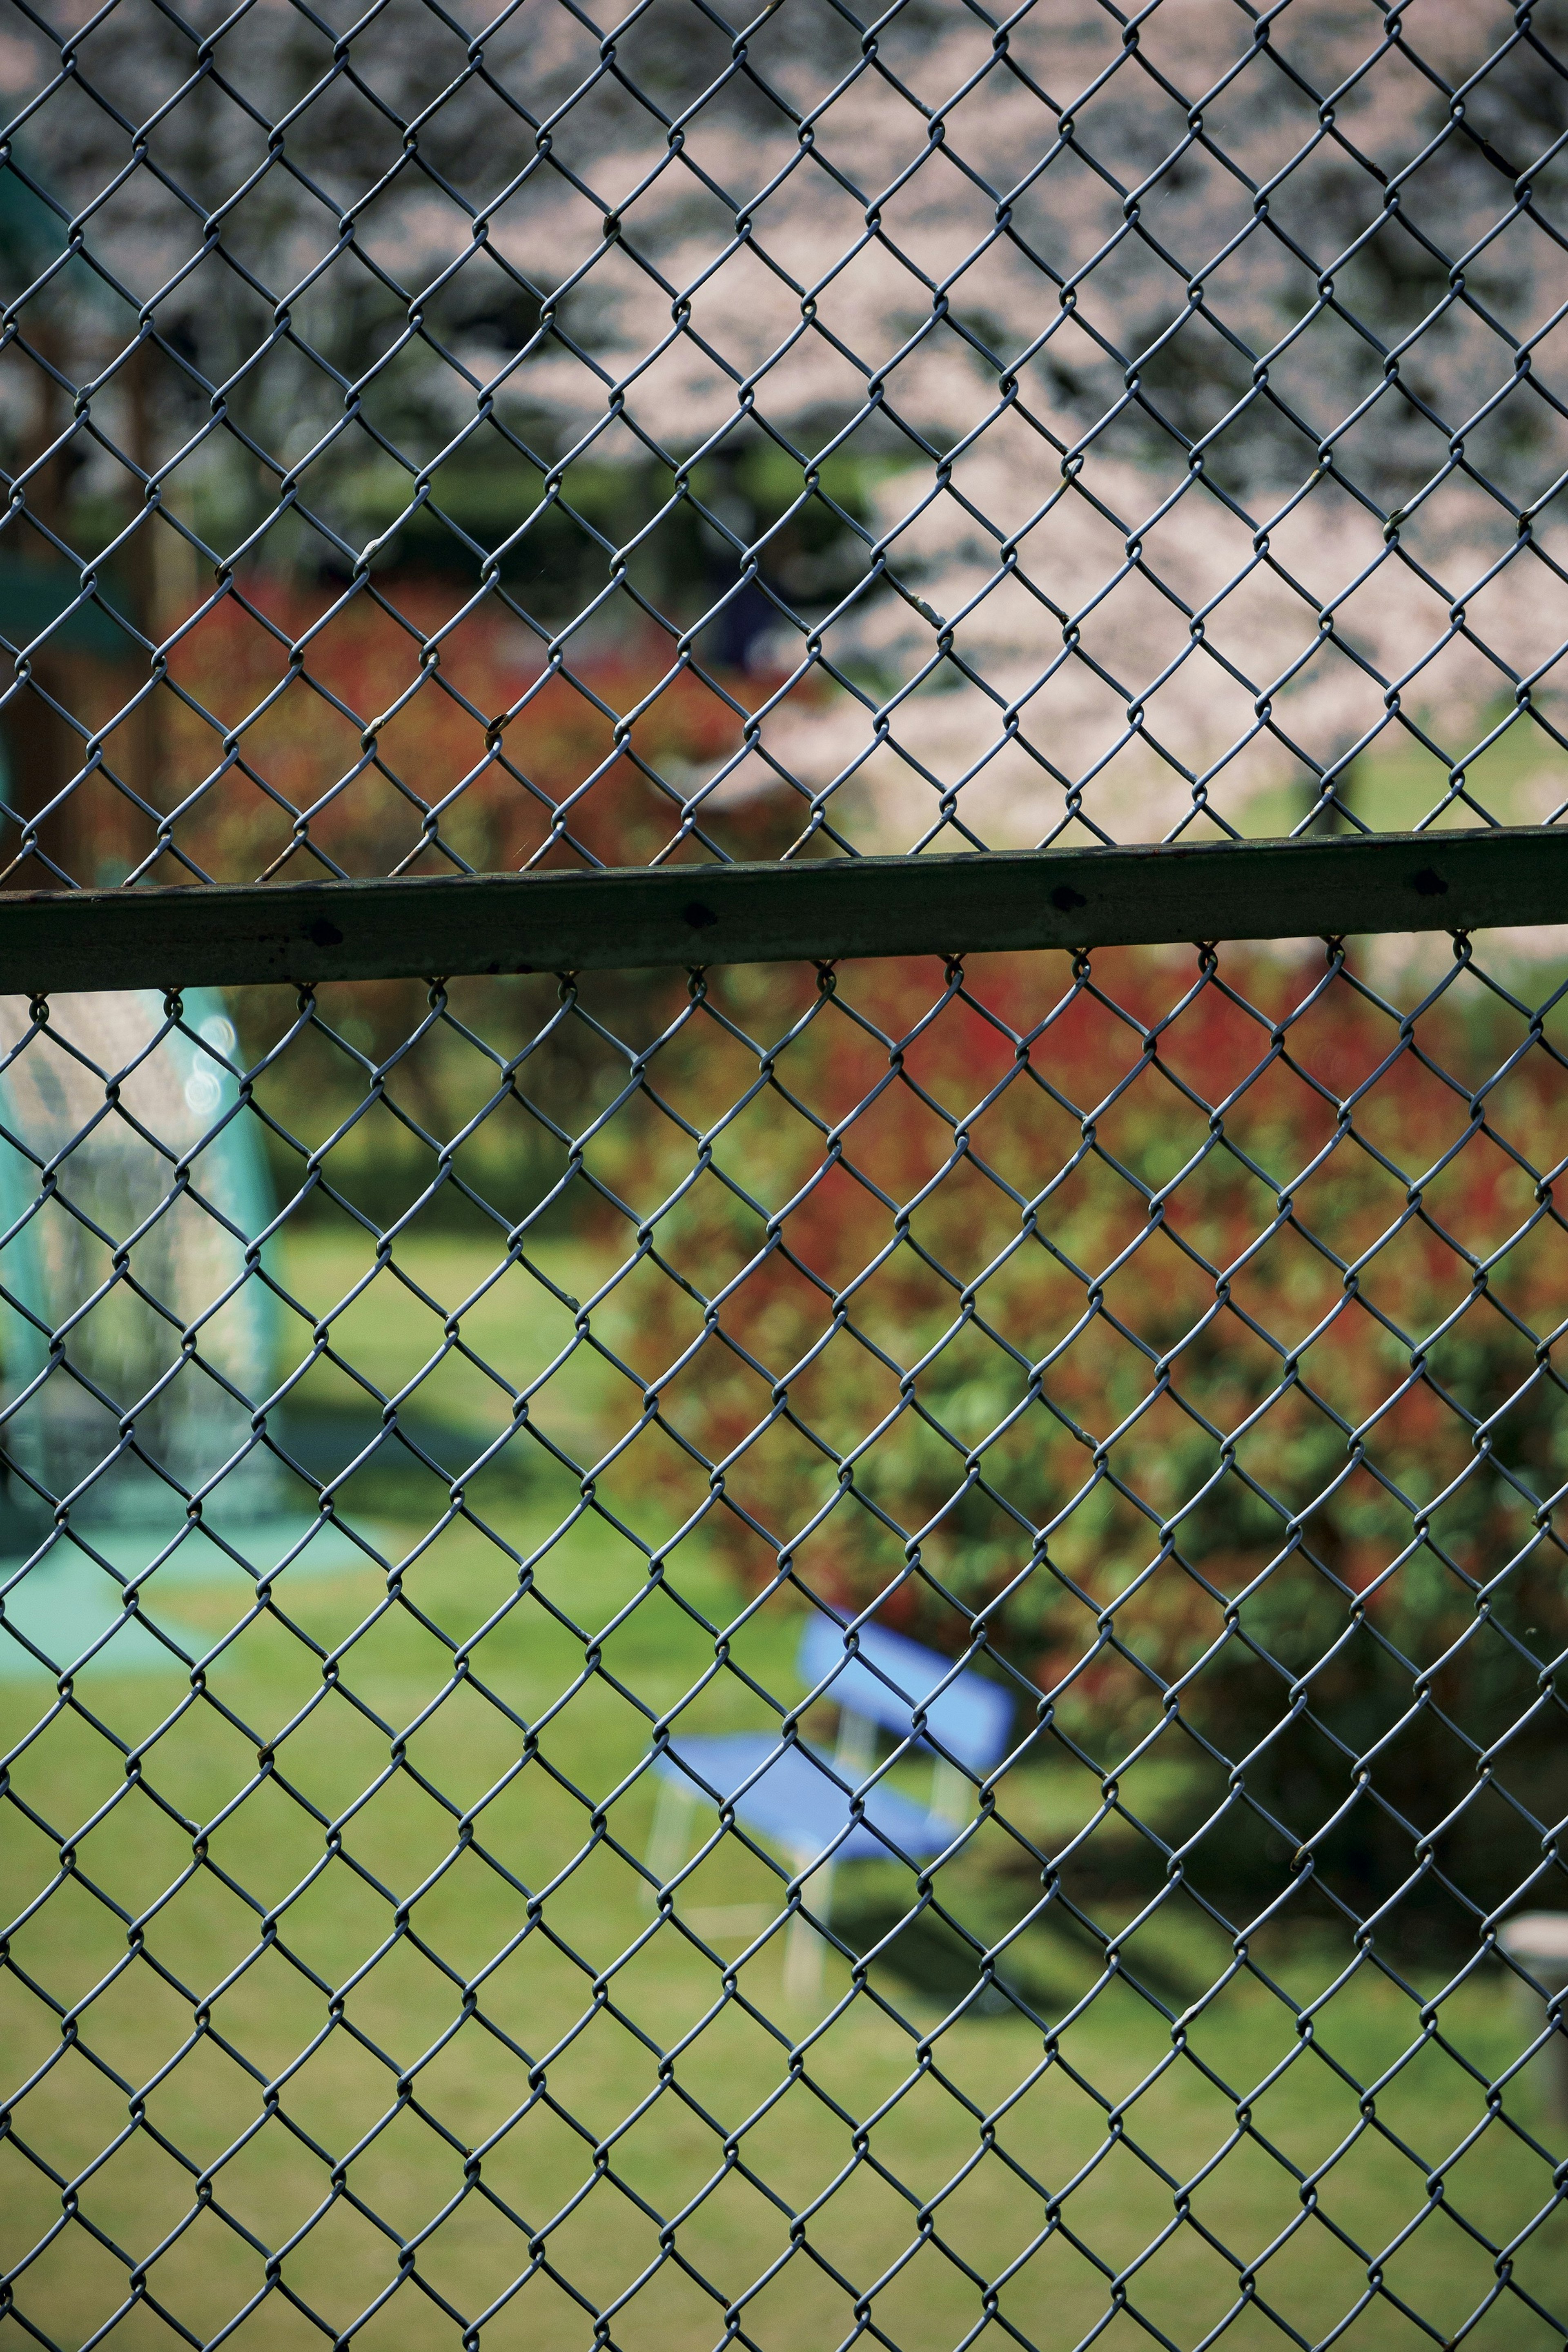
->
[4,1,1568,886]
[4,936,1568,2349]
[7,8,1568,2350]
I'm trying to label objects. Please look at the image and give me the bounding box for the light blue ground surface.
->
[0,1513,388,1678]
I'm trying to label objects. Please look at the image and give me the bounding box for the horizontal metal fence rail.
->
[2,827,1567,992]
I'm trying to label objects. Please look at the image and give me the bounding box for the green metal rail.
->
[1,827,1561,992]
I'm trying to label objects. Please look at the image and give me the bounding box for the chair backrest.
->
[797,1612,1013,1777]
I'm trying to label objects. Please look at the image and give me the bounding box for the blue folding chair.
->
[646,1612,1013,1997]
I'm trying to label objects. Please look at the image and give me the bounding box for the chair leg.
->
[784,1853,835,2004]
[644,1777,696,1911]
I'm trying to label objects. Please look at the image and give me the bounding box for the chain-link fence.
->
[5,5,1568,2350]
[9,941,1568,2352]
[5,942,1568,2350]
[3,0,1568,880]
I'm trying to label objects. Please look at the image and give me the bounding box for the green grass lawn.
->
[3,1231,1566,2352]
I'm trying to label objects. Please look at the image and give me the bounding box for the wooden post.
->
[3,322,79,886]
[1500,1913,1568,2123]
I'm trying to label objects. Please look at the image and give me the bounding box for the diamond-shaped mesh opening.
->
[3,933,1568,2348]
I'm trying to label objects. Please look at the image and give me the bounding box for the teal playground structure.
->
[0,994,363,1677]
